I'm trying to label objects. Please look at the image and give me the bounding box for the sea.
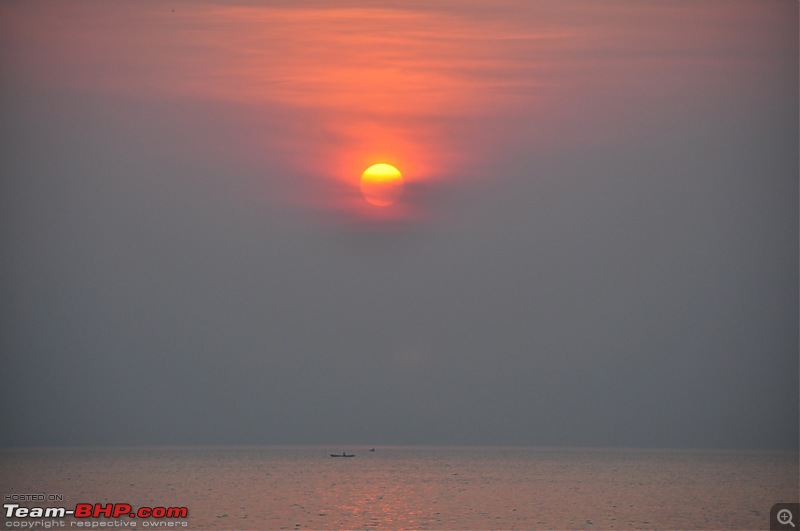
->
[1,446,797,530]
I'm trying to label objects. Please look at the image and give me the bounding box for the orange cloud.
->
[4,1,784,228]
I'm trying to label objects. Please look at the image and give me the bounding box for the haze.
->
[1,0,797,450]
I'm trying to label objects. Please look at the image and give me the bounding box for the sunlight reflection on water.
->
[1,446,797,529]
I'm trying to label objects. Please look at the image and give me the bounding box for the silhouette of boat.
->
[330,452,355,457]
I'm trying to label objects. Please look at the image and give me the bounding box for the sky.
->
[1,0,797,450]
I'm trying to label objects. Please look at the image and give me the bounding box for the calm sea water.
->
[1,446,797,530]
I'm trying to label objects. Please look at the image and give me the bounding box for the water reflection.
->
[331,482,440,529]
[0,446,796,528]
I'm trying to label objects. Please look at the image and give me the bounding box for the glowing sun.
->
[360,163,403,206]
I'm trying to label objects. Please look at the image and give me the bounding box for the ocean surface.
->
[1,446,797,530]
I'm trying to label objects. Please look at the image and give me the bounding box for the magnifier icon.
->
[778,509,796,527]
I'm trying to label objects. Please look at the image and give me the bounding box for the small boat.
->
[369,448,375,452]
[330,452,355,457]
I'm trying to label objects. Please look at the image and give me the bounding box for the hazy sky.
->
[1,1,797,450]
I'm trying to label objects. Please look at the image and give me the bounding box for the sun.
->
[360,163,404,206]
